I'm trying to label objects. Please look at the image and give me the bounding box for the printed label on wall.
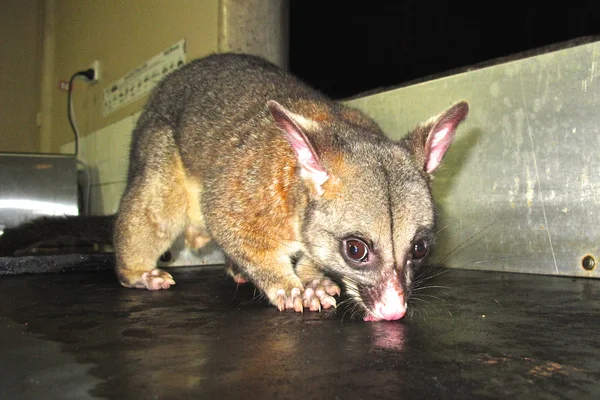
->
[103,39,186,116]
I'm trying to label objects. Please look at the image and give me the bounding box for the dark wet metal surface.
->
[0,254,114,275]
[1,266,599,399]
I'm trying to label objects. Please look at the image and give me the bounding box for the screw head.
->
[582,255,595,271]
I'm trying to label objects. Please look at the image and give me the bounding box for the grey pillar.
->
[218,0,289,69]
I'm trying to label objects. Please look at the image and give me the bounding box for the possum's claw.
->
[276,288,304,312]
[302,288,322,311]
[318,278,341,297]
[301,289,337,311]
[137,269,176,290]
[304,279,339,310]
[271,278,338,313]
[316,289,337,309]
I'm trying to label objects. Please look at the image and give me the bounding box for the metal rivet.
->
[582,255,595,271]
[159,251,172,262]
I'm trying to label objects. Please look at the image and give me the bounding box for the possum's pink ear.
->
[403,101,469,174]
[267,100,329,194]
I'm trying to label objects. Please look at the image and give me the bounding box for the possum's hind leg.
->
[224,260,249,284]
[114,121,190,290]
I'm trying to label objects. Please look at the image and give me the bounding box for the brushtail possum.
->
[113,53,468,321]
[2,53,468,321]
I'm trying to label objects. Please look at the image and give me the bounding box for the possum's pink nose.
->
[364,286,407,321]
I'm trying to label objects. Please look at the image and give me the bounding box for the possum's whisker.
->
[428,303,441,314]
[337,299,352,321]
[411,297,442,314]
[251,288,264,303]
[324,306,339,319]
[409,297,429,303]
[412,293,446,302]
[414,233,490,286]
[412,267,450,288]
[410,302,430,318]
[408,307,414,318]
[408,222,502,318]
[413,222,497,286]
[411,285,449,292]
[430,219,499,267]
[413,268,452,285]
[434,223,450,235]
[336,298,357,322]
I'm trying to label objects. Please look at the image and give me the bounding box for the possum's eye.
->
[412,239,429,260]
[343,238,370,262]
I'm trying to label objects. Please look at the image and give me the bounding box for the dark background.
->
[289,1,600,99]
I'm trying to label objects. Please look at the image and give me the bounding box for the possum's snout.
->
[362,282,407,322]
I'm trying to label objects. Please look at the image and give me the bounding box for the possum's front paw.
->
[275,287,305,312]
[302,279,340,311]
[120,268,176,290]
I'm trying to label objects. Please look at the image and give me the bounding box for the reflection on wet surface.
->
[1,266,600,399]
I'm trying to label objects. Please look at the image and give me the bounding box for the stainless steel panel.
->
[0,153,78,232]
[345,40,600,278]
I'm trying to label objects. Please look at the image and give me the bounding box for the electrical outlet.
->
[88,60,101,83]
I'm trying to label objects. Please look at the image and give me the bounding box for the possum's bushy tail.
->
[0,215,115,256]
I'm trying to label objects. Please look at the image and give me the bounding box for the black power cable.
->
[67,68,95,155]
[67,68,95,215]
